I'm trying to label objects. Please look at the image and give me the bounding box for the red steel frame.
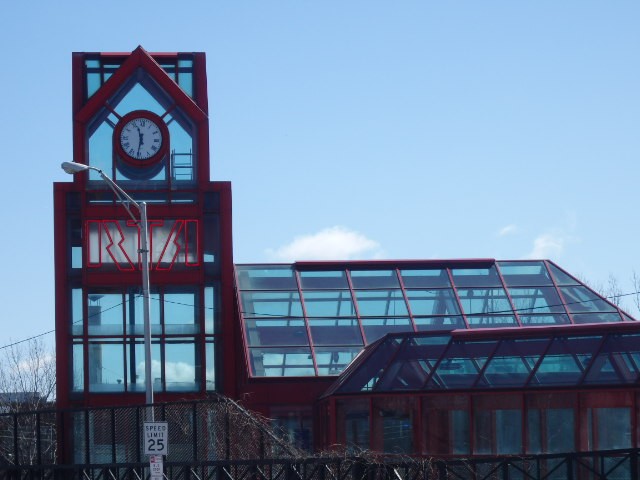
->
[54,49,237,428]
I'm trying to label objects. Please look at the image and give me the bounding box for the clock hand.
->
[137,127,144,157]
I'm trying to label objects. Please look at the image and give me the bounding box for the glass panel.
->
[240,291,303,318]
[88,341,125,392]
[205,286,215,334]
[375,338,433,390]
[433,341,496,388]
[87,293,124,335]
[406,289,460,316]
[414,316,466,331]
[498,261,554,286]
[129,292,161,335]
[73,343,84,392]
[248,347,315,377]
[509,287,565,314]
[355,290,408,316]
[547,263,580,286]
[457,288,512,316]
[245,319,309,346]
[72,288,83,335]
[303,290,355,317]
[467,315,518,328]
[126,341,161,392]
[519,314,570,325]
[350,270,399,289]
[361,318,412,343]
[373,398,414,454]
[423,396,470,455]
[308,318,363,345]
[334,337,405,393]
[236,266,297,290]
[338,400,370,452]
[88,115,114,176]
[583,334,640,384]
[451,266,502,287]
[532,336,602,385]
[572,312,623,323]
[315,347,362,375]
[595,408,631,449]
[560,286,617,313]
[165,341,199,392]
[206,341,215,391]
[164,292,198,334]
[474,397,522,455]
[72,246,83,269]
[400,269,451,288]
[299,270,348,289]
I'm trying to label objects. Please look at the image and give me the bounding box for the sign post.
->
[144,421,168,479]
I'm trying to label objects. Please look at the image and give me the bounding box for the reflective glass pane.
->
[595,407,631,449]
[547,263,580,285]
[337,400,370,452]
[509,287,565,314]
[303,290,355,317]
[414,316,466,331]
[560,286,617,313]
[451,267,502,287]
[129,292,161,335]
[126,341,161,392]
[355,290,408,316]
[467,315,518,328]
[88,341,124,392]
[240,291,303,318]
[400,269,451,288]
[350,270,399,288]
[498,261,554,286]
[73,343,84,392]
[315,347,362,375]
[457,288,512,315]
[572,312,622,323]
[533,337,601,385]
[361,318,412,343]
[206,341,216,391]
[236,266,297,290]
[406,289,460,315]
[164,292,198,334]
[165,341,199,391]
[205,286,216,334]
[249,347,315,377]
[245,318,309,346]
[72,288,83,335]
[299,270,348,289]
[335,337,404,393]
[308,318,363,345]
[519,314,570,325]
[87,293,124,335]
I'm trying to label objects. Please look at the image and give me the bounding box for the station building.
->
[54,48,640,461]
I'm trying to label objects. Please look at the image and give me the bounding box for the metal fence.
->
[0,396,637,479]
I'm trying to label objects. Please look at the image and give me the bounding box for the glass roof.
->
[323,325,640,395]
[234,260,634,378]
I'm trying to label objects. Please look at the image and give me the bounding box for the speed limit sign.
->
[143,422,169,455]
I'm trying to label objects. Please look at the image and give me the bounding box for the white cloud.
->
[266,226,383,262]
[497,224,518,237]
[526,233,565,259]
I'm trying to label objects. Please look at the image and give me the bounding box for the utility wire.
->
[1,287,639,352]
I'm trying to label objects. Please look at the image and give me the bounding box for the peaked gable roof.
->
[76,46,207,125]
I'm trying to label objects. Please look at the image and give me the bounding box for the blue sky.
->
[1,1,639,345]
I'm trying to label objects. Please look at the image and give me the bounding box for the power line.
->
[1,287,639,352]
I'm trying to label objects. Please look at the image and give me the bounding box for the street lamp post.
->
[61,161,154,421]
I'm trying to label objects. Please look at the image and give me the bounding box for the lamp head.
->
[61,162,91,175]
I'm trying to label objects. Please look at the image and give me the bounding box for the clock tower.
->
[53,47,235,462]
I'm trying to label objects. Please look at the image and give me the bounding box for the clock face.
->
[119,117,163,160]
